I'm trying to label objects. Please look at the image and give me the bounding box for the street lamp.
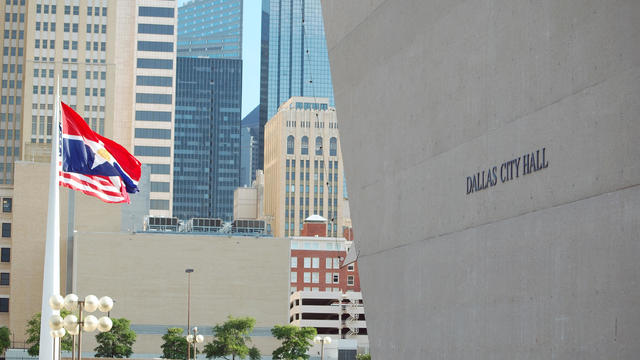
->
[186,327,204,360]
[49,294,114,360]
[185,268,194,360]
[313,336,331,360]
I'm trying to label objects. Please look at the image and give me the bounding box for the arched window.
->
[315,136,323,155]
[287,135,294,155]
[301,136,308,155]
[329,137,337,156]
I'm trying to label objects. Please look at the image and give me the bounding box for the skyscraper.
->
[256,0,269,174]
[266,0,334,121]
[177,0,242,58]
[264,97,347,238]
[173,57,242,221]
[0,0,177,332]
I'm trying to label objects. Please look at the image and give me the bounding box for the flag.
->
[59,102,141,203]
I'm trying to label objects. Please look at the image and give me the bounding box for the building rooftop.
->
[305,214,327,223]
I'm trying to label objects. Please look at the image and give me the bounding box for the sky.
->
[177,0,262,119]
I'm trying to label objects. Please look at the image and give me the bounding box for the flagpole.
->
[39,77,61,360]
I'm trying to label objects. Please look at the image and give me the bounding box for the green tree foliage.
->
[356,354,371,360]
[270,325,316,360]
[0,326,11,356]
[161,327,188,360]
[25,311,74,356]
[94,318,136,358]
[203,316,260,360]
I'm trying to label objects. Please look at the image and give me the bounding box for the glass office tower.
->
[173,57,242,221]
[177,0,242,58]
[266,0,334,120]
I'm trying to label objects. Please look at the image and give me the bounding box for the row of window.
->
[286,159,340,169]
[136,110,172,122]
[287,136,338,156]
[2,30,23,40]
[137,58,173,70]
[2,47,23,58]
[36,5,107,16]
[135,128,172,140]
[136,75,172,87]
[138,24,174,35]
[134,146,171,157]
[139,6,174,18]
[292,256,346,269]
[291,272,354,285]
[0,96,21,105]
[137,41,173,53]
[150,199,170,210]
[136,93,172,104]
[5,0,25,6]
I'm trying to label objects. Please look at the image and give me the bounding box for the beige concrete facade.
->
[264,97,349,238]
[323,1,640,358]
[9,161,289,357]
[233,170,265,220]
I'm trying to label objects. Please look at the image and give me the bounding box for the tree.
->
[0,326,11,356]
[356,354,371,360]
[161,327,188,360]
[25,311,74,356]
[270,325,316,360]
[94,318,136,358]
[203,316,260,360]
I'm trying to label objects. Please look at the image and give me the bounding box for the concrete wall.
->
[322,0,640,358]
[74,232,289,356]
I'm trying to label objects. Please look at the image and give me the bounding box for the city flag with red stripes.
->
[60,102,141,203]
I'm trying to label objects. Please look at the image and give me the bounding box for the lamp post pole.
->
[185,268,194,360]
[314,336,331,360]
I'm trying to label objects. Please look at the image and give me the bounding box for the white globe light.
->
[195,334,204,343]
[67,324,79,335]
[49,295,65,310]
[63,294,79,310]
[54,328,67,338]
[186,334,194,343]
[313,336,322,344]
[50,330,57,339]
[83,315,98,332]
[97,317,113,332]
[98,296,114,313]
[63,315,78,332]
[49,315,64,330]
[84,295,99,313]
[323,336,332,344]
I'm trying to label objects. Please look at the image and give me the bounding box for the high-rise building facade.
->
[0,0,177,328]
[266,0,333,121]
[264,97,347,238]
[256,0,269,173]
[132,1,178,217]
[173,57,242,221]
[177,0,242,59]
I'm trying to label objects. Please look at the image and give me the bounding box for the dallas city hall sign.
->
[466,147,549,194]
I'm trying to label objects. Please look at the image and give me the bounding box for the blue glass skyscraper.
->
[178,0,243,58]
[266,0,334,120]
[173,57,242,221]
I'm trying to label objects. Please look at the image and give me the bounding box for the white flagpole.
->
[39,77,61,360]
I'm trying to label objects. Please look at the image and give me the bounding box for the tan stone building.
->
[264,97,349,238]
[0,0,178,336]
[9,161,289,356]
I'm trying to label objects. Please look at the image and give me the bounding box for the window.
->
[136,93,172,104]
[0,273,8,286]
[149,164,170,174]
[138,23,174,35]
[326,258,332,269]
[312,272,319,284]
[347,275,354,286]
[330,137,337,156]
[150,200,170,210]
[135,111,171,122]
[138,7,174,18]
[347,264,354,271]
[137,58,173,69]
[303,257,311,268]
[291,257,297,268]
[301,136,308,155]
[0,298,7,312]
[312,257,319,268]
[150,182,170,192]
[134,146,171,157]
[135,128,172,139]
[315,136,323,155]
[1,223,10,238]
[333,258,340,269]
[325,273,332,284]
[137,41,173,52]
[290,272,297,283]
[0,248,9,262]
[136,75,172,87]
[2,198,11,212]
[333,273,339,284]
[286,135,294,155]
[303,272,310,283]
